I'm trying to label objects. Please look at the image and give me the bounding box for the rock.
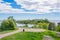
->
[43,35,54,40]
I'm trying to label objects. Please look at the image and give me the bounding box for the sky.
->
[0,0,60,20]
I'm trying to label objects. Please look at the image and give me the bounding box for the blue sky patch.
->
[0,0,60,20]
[3,0,21,9]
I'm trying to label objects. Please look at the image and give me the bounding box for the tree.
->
[36,23,49,29]
[42,23,49,29]
[0,20,9,30]
[43,19,50,23]
[24,24,28,27]
[8,16,16,24]
[0,16,17,31]
[8,16,17,29]
[37,23,43,28]
[48,22,56,31]
[8,19,16,30]
[57,23,60,32]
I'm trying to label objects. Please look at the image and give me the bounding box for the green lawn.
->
[0,30,16,34]
[1,31,60,40]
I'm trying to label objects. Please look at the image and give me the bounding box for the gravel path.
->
[0,28,46,39]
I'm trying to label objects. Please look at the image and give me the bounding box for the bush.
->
[0,16,17,31]
[0,20,9,30]
[57,23,60,32]
[45,30,57,37]
[24,24,28,27]
[35,23,49,29]
[48,23,56,31]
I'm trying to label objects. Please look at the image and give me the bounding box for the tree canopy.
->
[0,16,17,31]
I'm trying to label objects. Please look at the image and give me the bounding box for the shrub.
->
[44,30,57,37]
[0,16,17,31]
[0,20,9,30]
[57,23,60,32]
[48,23,56,31]
[36,23,49,29]
[24,24,28,27]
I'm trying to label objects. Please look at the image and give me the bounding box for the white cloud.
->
[0,0,3,2]
[0,0,60,14]
[15,0,59,13]
[0,0,36,14]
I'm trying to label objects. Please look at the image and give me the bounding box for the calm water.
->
[16,23,34,27]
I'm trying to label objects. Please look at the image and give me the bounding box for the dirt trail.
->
[0,28,46,39]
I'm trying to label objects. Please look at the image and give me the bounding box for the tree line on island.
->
[0,16,60,32]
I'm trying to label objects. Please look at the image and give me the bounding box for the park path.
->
[0,28,46,39]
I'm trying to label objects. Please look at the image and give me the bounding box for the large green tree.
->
[0,16,17,31]
[0,20,9,30]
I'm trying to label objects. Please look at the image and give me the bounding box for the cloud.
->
[15,0,60,13]
[0,0,36,14]
[0,0,60,14]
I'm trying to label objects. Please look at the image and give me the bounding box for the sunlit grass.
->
[1,31,60,40]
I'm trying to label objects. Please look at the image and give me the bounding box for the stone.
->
[43,35,54,40]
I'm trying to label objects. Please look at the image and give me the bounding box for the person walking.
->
[23,29,25,32]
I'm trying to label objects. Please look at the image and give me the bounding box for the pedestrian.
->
[23,29,25,32]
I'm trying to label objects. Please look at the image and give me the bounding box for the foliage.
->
[1,31,60,40]
[48,23,56,31]
[34,23,49,29]
[0,16,17,31]
[44,30,57,37]
[0,32,44,40]
[57,23,60,32]
[16,19,50,24]
[0,20,9,30]
[24,24,28,27]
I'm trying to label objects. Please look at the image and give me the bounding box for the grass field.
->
[0,30,16,34]
[1,31,60,40]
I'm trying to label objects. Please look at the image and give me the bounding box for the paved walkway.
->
[0,28,46,39]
